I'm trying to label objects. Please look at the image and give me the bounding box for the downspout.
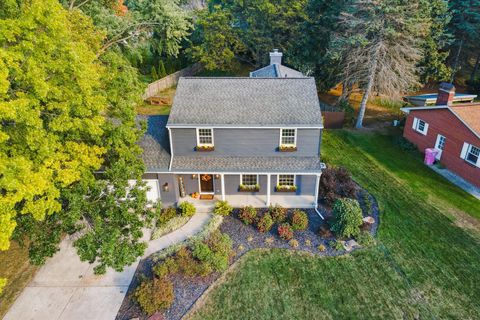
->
[167,127,173,171]
[314,171,324,220]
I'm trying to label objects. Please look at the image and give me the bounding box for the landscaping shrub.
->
[319,224,333,239]
[268,205,287,223]
[356,231,375,247]
[318,244,326,252]
[153,257,178,278]
[291,210,308,231]
[179,201,196,217]
[192,241,213,262]
[319,167,358,206]
[134,277,174,315]
[257,214,274,233]
[331,240,345,251]
[205,230,233,257]
[289,239,299,248]
[176,247,212,277]
[214,201,233,216]
[158,207,177,225]
[239,206,257,225]
[278,223,294,241]
[330,198,363,238]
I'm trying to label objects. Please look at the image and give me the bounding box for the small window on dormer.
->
[197,128,213,146]
[280,129,296,146]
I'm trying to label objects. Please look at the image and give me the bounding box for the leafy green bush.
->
[257,214,274,233]
[291,210,308,231]
[278,223,294,241]
[331,198,363,238]
[192,241,213,262]
[214,200,233,216]
[179,201,196,217]
[239,206,257,225]
[176,247,212,277]
[158,207,177,225]
[356,231,375,247]
[153,257,179,278]
[331,240,345,251]
[134,277,174,315]
[269,205,287,223]
[205,230,233,257]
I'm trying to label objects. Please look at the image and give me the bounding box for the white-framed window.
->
[280,128,297,146]
[278,174,295,187]
[196,128,214,146]
[412,117,429,135]
[466,145,480,165]
[436,135,446,150]
[461,142,480,167]
[241,174,258,186]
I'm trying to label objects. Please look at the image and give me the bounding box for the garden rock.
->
[344,239,359,252]
[362,216,375,224]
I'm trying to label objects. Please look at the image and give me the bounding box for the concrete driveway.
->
[4,212,211,320]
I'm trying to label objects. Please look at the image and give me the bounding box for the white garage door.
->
[127,179,161,206]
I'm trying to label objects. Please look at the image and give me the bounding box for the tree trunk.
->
[470,52,480,83]
[450,39,464,83]
[355,57,378,129]
[338,80,352,104]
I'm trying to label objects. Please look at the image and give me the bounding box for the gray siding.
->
[224,174,268,195]
[271,175,316,195]
[158,174,178,206]
[171,128,321,157]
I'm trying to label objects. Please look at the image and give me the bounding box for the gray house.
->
[139,51,324,211]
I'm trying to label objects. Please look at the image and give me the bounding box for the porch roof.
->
[170,155,322,173]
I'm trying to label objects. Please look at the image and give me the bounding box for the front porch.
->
[178,194,316,212]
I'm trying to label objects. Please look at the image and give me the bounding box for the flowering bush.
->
[278,223,294,240]
[239,206,257,225]
[291,210,308,231]
[269,205,287,223]
[257,214,274,233]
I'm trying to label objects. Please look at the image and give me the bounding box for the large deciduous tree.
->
[0,0,106,251]
[2,0,153,274]
[336,0,427,128]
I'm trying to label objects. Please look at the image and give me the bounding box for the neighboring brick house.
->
[401,83,480,187]
[137,51,325,211]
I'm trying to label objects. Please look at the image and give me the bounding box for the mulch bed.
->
[116,188,379,320]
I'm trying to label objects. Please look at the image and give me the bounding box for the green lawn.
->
[188,129,480,320]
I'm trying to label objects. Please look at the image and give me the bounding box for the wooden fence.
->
[143,63,203,100]
[321,102,345,129]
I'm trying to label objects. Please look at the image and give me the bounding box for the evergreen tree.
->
[151,65,159,80]
[336,0,428,128]
[158,60,167,78]
[418,0,452,84]
[447,0,480,81]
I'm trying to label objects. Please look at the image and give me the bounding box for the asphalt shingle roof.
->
[137,115,171,171]
[250,64,304,78]
[171,155,322,173]
[167,77,322,127]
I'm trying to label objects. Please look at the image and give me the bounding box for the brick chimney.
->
[269,49,282,65]
[436,82,455,106]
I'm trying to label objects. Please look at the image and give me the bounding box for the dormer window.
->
[279,128,297,152]
[196,128,214,151]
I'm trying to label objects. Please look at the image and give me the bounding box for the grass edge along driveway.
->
[187,129,480,320]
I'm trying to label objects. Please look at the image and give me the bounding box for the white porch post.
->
[266,174,271,206]
[221,173,225,201]
[314,173,321,205]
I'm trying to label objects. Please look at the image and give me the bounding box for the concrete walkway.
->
[429,165,480,200]
[4,212,211,320]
